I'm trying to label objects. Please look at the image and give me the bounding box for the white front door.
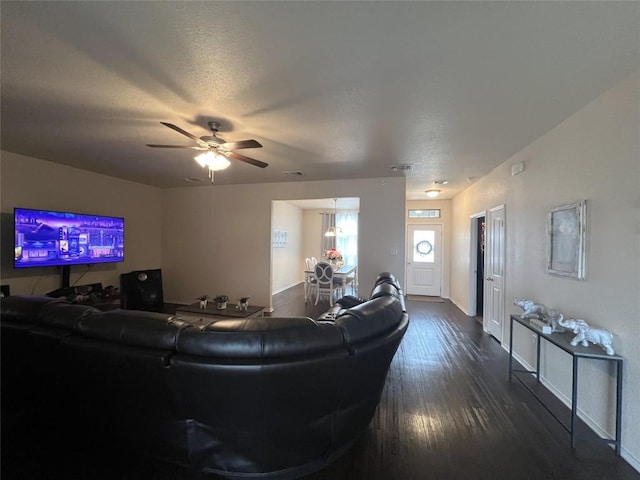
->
[485,205,506,342]
[406,224,442,296]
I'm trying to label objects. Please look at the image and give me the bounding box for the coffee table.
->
[175,302,265,323]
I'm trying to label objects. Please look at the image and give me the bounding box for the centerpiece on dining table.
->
[325,247,344,268]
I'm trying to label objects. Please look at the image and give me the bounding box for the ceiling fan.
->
[147,121,268,181]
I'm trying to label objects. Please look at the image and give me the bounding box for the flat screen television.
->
[14,207,124,269]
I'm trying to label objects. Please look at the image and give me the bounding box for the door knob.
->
[486,277,494,281]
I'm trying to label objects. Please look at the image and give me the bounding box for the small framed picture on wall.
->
[272,229,288,248]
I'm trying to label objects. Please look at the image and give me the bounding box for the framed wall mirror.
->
[546,200,587,279]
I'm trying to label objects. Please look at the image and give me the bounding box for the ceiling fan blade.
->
[227,151,269,168]
[160,122,210,148]
[146,144,208,150]
[219,139,263,151]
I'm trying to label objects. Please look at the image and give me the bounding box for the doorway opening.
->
[270,197,359,302]
[468,213,485,321]
[475,216,485,321]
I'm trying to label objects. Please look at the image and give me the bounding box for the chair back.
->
[305,258,314,271]
[314,262,334,288]
[311,257,318,266]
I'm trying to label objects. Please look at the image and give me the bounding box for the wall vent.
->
[391,164,413,172]
[282,170,303,176]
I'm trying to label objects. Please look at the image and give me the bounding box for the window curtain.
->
[336,211,358,266]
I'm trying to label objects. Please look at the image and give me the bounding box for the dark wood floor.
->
[2,284,639,480]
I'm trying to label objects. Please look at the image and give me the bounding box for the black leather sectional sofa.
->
[1,272,408,479]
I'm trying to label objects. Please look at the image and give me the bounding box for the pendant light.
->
[324,198,342,237]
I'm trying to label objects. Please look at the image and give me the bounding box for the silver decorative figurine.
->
[558,318,615,355]
[513,298,565,333]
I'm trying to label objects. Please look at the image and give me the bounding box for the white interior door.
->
[485,205,505,342]
[406,225,442,296]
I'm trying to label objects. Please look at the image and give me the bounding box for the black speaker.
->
[120,269,164,312]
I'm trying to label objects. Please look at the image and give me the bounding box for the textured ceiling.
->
[2,1,638,199]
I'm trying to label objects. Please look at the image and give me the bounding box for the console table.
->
[509,314,623,455]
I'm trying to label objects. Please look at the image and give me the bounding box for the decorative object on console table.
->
[213,294,228,310]
[197,295,209,309]
[558,318,615,355]
[238,297,250,311]
[513,297,565,332]
[514,297,550,319]
[529,318,552,334]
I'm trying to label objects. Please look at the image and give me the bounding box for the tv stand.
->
[47,283,121,312]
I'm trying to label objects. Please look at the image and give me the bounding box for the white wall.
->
[302,209,325,262]
[271,201,303,294]
[406,199,452,298]
[161,177,406,309]
[0,152,163,295]
[450,72,640,467]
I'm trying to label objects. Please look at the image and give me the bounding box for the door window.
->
[413,230,435,263]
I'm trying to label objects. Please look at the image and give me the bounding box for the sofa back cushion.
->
[76,309,190,350]
[176,316,344,358]
[40,303,101,330]
[0,295,66,325]
[370,282,401,300]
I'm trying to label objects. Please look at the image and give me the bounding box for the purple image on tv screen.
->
[14,208,124,268]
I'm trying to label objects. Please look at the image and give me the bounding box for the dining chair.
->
[340,271,356,297]
[313,261,344,306]
[304,258,316,302]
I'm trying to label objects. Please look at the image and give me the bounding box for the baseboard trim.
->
[449,297,470,316]
[273,281,303,295]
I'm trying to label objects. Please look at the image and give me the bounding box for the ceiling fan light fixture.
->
[425,189,441,198]
[194,151,231,171]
